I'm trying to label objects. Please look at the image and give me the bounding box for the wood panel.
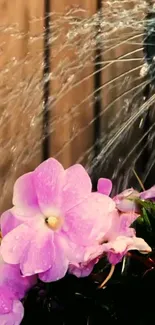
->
[0,0,44,213]
[50,0,97,168]
[99,0,146,190]
[0,0,149,212]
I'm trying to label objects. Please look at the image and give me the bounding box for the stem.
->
[99,264,115,289]
[132,169,145,191]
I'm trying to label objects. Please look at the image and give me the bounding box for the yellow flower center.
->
[45,216,63,231]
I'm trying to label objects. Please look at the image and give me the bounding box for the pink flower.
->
[1,158,116,282]
[0,254,37,324]
[101,211,151,264]
[68,210,139,277]
[113,188,140,213]
[71,178,151,271]
[68,180,152,276]
[67,205,151,276]
[97,179,139,213]
[97,180,152,264]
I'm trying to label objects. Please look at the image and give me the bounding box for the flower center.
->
[45,216,63,231]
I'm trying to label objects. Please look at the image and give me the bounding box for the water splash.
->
[0,0,154,212]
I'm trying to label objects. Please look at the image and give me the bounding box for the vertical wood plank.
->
[100,0,145,186]
[49,0,97,168]
[0,0,44,212]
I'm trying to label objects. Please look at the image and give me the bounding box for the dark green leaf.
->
[141,208,152,232]
[131,216,144,228]
[134,198,155,212]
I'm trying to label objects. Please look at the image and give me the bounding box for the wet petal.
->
[20,229,55,276]
[39,234,68,282]
[12,172,42,220]
[64,193,115,245]
[1,224,32,264]
[34,158,65,214]
[13,172,39,212]
[0,299,24,325]
[62,164,92,212]
[97,178,112,196]
[52,232,83,264]
[0,210,21,237]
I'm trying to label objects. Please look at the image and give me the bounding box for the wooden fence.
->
[0,0,146,212]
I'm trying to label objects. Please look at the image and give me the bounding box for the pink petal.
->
[118,213,138,236]
[52,232,83,264]
[0,286,14,314]
[140,186,155,200]
[102,209,120,242]
[116,200,137,213]
[69,245,103,278]
[20,229,55,276]
[103,211,137,244]
[114,189,137,201]
[0,210,21,237]
[1,224,32,264]
[104,236,131,254]
[0,299,24,325]
[69,260,95,278]
[62,164,92,212]
[108,252,124,265]
[113,189,139,213]
[102,236,132,264]
[0,264,37,300]
[64,193,115,246]
[39,234,68,282]
[34,158,65,214]
[83,244,104,262]
[127,237,151,254]
[11,206,42,222]
[13,172,39,211]
[104,236,151,265]
[97,178,112,196]
[12,171,42,220]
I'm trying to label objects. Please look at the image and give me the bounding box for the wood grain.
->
[49,0,96,168]
[0,0,43,212]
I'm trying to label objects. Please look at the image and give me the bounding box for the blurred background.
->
[0,0,154,213]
